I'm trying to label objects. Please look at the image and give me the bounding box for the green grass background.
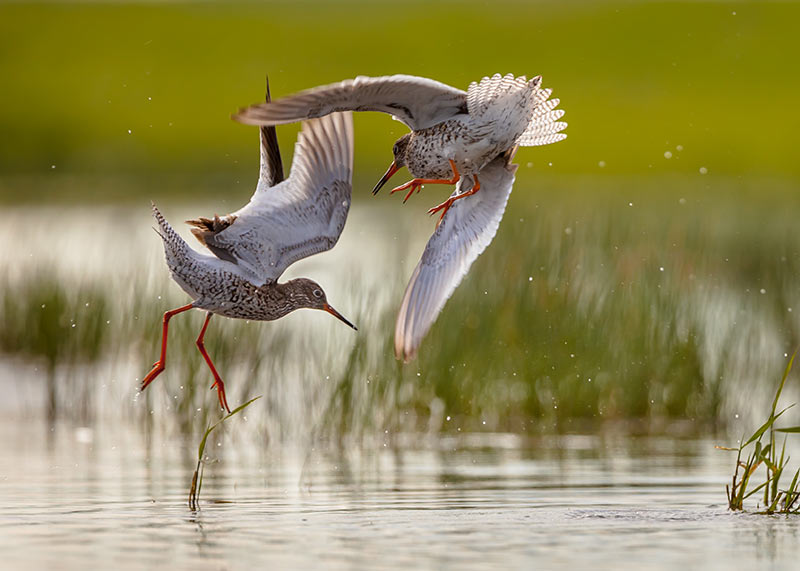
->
[1,1,798,191]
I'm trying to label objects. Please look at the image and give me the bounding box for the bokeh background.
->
[1,0,799,444]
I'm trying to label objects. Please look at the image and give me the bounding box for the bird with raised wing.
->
[234,73,566,222]
[141,97,356,412]
[394,147,520,362]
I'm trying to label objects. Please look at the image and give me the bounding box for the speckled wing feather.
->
[205,112,354,285]
[394,150,518,362]
[516,86,567,147]
[466,73,541,118]
[234,75,467,131]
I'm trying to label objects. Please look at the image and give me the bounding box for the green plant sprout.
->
[718,352,800,514]
[188,396,261,511]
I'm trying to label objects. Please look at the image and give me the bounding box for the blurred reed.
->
[1,175,797,445]
[0,179,800,443]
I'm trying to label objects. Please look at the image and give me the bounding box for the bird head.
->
[291,278,357,330]
[372,134,412,195]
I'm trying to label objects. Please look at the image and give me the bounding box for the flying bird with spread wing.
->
[234,73,566,222]
[141,86,356,411]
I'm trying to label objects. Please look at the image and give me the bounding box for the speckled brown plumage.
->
[155,206,340,321]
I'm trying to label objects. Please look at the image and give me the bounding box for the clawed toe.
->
[210,380,231,413]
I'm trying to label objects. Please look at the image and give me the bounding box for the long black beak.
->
[372,160,400,195]
[322,303,357,331]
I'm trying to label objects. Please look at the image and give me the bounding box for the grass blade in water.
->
[188,396,262,510]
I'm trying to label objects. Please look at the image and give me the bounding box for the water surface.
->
[3,418,799,570]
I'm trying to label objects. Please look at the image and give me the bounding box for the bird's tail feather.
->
[517,86,567,147]
[151,203,191,263]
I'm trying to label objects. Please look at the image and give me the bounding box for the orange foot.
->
[210,378,230,414]
[428,175,482,227]
[390,159,461,203]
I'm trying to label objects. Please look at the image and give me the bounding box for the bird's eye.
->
[313,289,323,298]
[393,143,399,155]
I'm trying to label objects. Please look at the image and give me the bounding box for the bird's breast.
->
[203,282,296,322]
[407,119,504,179]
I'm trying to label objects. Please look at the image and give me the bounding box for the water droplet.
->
[676,145,683,151]
[598,160,606,168]
[446,416,451,421]
[699,167,708,175]
[664,151,672,159]
[760,288,766,294]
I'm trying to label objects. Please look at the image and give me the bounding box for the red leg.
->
[390,159,461,203]
[428,175,482,227]
[195,312,230,413]
[141,303,194,391]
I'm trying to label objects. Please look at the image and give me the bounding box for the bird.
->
[394,146,520,362]
[233,73,566,223]
[140,87,356,413]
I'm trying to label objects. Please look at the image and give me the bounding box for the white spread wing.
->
[394,151,518,362]
[234,75,467,131]
[205,112,354,284]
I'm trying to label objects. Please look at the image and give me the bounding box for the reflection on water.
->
[2,417,800,570]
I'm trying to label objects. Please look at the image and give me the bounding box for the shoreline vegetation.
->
[720,354,800,514]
